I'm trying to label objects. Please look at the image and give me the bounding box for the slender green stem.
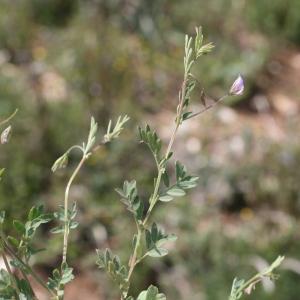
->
[143,79,187,227]
[58,140,106,297]
[126,78,188,286]
[62,154,88,265]
[67,145,85,154]
[127,222,142,281]
[0,109,18,126]
[186,95,228,120]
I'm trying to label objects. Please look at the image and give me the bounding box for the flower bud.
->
[1,126,11,144]
[229,75,244,96]
[51,153,68,172]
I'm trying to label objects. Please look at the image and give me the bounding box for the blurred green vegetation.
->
[0,0,300,299]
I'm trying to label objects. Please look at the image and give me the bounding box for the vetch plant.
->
[0,28,284,300]
[49,115,130,299]
[0,113,129,300]
[95,27,282,300]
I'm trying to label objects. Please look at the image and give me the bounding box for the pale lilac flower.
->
[229,75,244,96]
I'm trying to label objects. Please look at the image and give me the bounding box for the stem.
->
[0,236,55,297]
[126,78,188,285]
[62,154,88,265]
[0,241,20,298]
[144,78,187,224]
[0,109,18,126]
[67,145,85,154]
[127,222,142,281]
[186,95,228,120]
[229,274,261,300]
[21,270,38,299]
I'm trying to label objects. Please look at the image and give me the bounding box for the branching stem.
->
[126,80,227,294]
[126,78,188,287]
[186,95,228,120]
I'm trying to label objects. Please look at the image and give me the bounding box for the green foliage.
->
[194,27,215,58]
[181,79,196,122]
[0,269,17,299]
[51,202,78,234]
[47,263,75,298]
[104,115,130,143]
[51,153,69,173]
[145,223,177,258]
[139,125,162,165]
[84,116,98,154]
[159,161,198,202]
[96,248,129,299]
[116,180,144,221]
[17,279,34,300]
[136,285,166,300]
[52,116,100,173]
[10,205,51,263]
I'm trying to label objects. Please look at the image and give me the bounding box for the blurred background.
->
[0,0,300,299]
